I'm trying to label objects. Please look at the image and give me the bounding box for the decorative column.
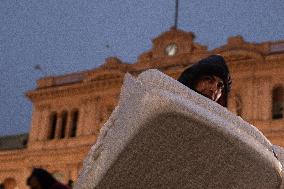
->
[28,106,41,143]
[29,105,50,144]
[89,97,100,135]
[34,104,51,141]
[227,92,237,115]
[252,77,260,120]
[257,77,272,121]
[65,111,73,138]
[55,113,63,139]
[242,77,254,121]
[77,101,88,136]
[77,97,97,136]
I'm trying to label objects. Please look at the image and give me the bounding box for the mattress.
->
[74,69,284,189]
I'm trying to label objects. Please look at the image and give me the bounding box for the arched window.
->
[3,177,17,189]
[70,110,79,137]
[49,112,57,139]
[60,111,68,138]
[235,94,243,116]
[272,86,284,119]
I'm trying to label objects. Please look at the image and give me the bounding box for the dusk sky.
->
[1,0,284,136]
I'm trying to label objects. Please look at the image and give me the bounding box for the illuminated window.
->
[70,110,79,137]
[49,112,57,139]
[272,86,284,119]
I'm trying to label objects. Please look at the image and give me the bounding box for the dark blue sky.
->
[1,0,284,136]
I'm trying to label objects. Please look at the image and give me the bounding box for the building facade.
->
[1,28,284,188]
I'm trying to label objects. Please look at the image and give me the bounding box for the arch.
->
[60,111,68,138]
[49,112,57,139]
[70,109,79,137]
[3,177,17,189]
[272,85,284,119]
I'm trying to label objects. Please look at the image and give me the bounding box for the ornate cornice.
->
[213,48,265,63]
[26,77,124,103]
[35,104,52,111]
[85,69,125,82]
[266,53,284,62]
[213,35,270,54]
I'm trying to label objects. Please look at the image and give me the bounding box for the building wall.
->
[1,28,284,188]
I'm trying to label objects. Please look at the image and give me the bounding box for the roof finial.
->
[174,0,179,29]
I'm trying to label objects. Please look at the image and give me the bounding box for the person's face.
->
[194,75,224,102]
[28,176,43,189]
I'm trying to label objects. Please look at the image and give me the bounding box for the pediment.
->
[152,27,195,44]
[149,28,203,59]
[213,35,268,62]
[85,57,128,81]
[99,57,128,70]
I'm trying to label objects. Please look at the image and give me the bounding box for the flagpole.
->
[174,0,179,29]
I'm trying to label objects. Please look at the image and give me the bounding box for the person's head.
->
[178,55,231,107]
[26,168,58,189]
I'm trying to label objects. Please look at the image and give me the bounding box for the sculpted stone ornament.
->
[74,69,284,189]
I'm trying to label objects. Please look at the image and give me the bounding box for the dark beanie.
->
[178,55,232,107]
